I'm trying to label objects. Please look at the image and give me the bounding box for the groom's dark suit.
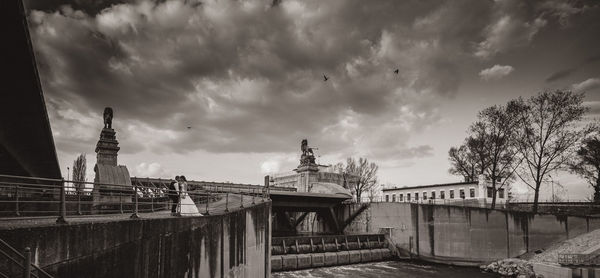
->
[167,181,180,213]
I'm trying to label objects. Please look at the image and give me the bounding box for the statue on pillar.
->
[103,107,113,129]
[300,139,316,165]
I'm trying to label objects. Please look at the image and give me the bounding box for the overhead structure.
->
[0,0,61,179]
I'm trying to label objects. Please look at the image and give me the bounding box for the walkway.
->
[0,193,267,230]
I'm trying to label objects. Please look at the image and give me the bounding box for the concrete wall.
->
[342,203,600,266]
[0,203,271,278]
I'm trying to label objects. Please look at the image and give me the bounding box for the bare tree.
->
[469,104,521,209]
[72,153,87,194]
[571,124,600,203]
[448,143,478,182]
[512,90,590,213]
[338,157,378,202]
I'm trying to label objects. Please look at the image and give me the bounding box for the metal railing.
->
[353,196,506,208]
[0,174,271,222]
[558,253,600,266]
[0,238,53,278]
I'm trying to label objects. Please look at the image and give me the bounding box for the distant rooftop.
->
[382,181,478,192]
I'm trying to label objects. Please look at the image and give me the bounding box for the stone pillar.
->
[92,108,132,208]
[95,128,120,166]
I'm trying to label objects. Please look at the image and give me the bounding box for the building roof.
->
[382,181,478,192]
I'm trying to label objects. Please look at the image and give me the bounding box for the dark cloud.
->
[27,0,594,165]
[546,54,600,82]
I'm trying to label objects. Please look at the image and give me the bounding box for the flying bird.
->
[323,74,329,81]
[394,69,399,74]
[187,126,191,130]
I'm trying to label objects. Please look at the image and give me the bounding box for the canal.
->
[272,260,500,278]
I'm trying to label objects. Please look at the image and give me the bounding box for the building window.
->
[407,193,411,201]
[431,191,436,199]
[498,188,505,199]
[449,190,454,199]
[459,189,465,199]
[423,192,427,200]
[469,188,475,198]
[415,193,419,201]
[487,187,493,198]
[392,194,396,202]
[385,195,389,202]
[399,194,404,202]
[440,190,445,199]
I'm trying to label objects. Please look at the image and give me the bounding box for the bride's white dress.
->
[178,182,202,216]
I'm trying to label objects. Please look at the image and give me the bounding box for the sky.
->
[24,0,600,200]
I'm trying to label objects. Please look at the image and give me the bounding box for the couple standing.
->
[168,176,201,216]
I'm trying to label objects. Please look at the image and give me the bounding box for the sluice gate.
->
[271,234,393,272]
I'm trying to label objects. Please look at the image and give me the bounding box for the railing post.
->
[205,191,210,215]
[240,189,244,208]
[225,192,229,212]
[252,188,255,205]
[77,188,82,215]
[56,179,67,224]
[15,185,20,216]
[262,187,265,202]
[131,184,139,219]
[23,247,31,278]
[119,191,124,214]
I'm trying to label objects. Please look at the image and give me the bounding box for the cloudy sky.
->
[25,0,600,200]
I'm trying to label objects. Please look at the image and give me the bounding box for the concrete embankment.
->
[271,234,392,271]
[338,202,600,266]
[0,202,271,278]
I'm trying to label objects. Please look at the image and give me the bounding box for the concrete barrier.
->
[0,202,272,278]
[371,249,383,261]
[337,251,350,265]
[282,255,298,271]
[359,249,372,262]
[381,248,393,259]
[311,253,325,267]
[271,255,283,272]
[296,254,312,269]
[324,252,338,266]
[349,250,362,263]
[532,262,572,278]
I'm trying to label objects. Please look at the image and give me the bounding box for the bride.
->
[177,176,202,216]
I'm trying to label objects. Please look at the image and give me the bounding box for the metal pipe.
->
[131,184,139,218]
[205,191,210,215]
[15,185,20,216]
[23,247,31,278]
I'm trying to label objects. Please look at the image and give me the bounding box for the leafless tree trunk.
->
[337,157,378,202]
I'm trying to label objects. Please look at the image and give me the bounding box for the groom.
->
[168,176,181,216]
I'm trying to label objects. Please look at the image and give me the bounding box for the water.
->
[272,260,500,278]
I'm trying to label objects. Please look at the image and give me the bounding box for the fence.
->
[0,174,270,222]
[353,196,505,208]
[0,238,53,278]
[558,253,600,266]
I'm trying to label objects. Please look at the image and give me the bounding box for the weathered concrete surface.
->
[310,253,325,267]
[337,251,350,264]
[0,202,271,278]
[271,255,283,272]
[348,250,361,263]
[282,255,297,271]
[297,254,311,268]
[342,202,600,266]
[323,252,338,266]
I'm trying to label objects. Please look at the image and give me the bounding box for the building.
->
[382,175,508,207]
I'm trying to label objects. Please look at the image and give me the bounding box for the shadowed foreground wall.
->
[342,203,600,266]
[0,202,271,278]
